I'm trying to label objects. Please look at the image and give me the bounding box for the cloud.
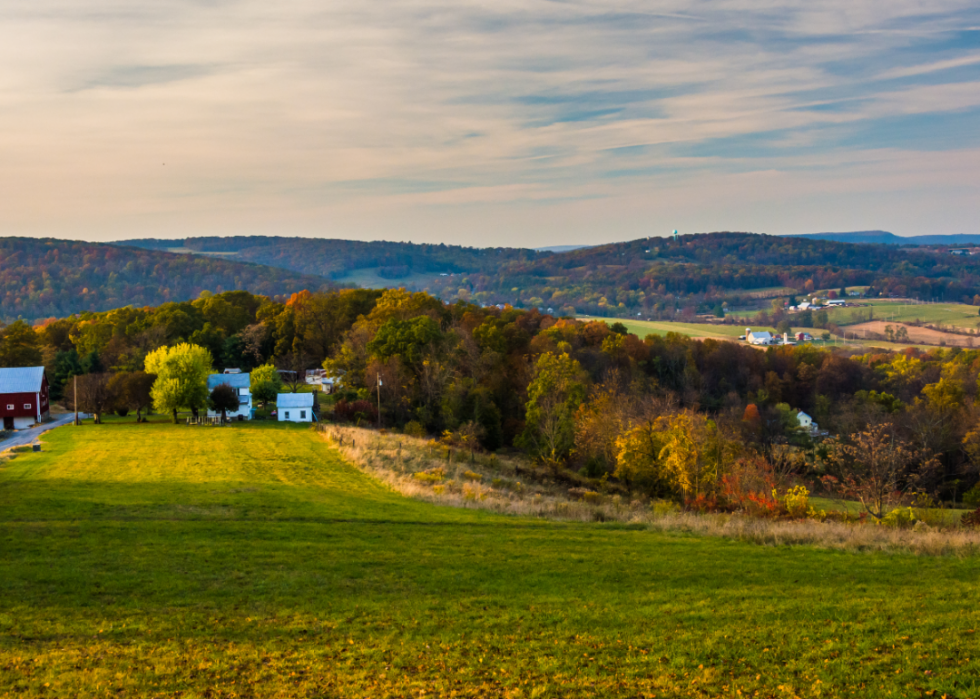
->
[0,0,978,244]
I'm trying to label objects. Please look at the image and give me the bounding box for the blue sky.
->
[0,0,978,246]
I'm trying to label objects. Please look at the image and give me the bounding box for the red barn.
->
[0,366,50,430]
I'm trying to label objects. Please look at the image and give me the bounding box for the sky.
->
[1,0,979,248]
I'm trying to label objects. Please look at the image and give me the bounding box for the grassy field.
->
[2,421,980,697]
[829,300,980,329]
[334,267,448,290]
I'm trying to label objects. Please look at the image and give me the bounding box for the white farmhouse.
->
[277,393,316,423]
[207,372,252,420]
[797,411,818,433]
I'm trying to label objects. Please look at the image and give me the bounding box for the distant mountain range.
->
[785,231,980,246]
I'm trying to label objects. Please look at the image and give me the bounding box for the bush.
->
[403,421,426,439]
[783,485,810,518]
[961,508,980,528]
[963,485,980,507]
[333,399,378,425]
[882,507,917,528]
[461,470,483,481]
[568,487,601,503]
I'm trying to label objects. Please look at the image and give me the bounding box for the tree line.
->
[3,286,979,516]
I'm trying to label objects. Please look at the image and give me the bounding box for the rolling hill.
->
[0,238,333,321]
[786,231,980,246]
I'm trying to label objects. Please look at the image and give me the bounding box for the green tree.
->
[367,316,442,367]
[145,343,212,423]
[251,363,283,407]
[0,320,43,367]
[108,371,155,422]
[518,351,587,470]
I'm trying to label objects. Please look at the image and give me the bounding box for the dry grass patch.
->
[321,425,980,556]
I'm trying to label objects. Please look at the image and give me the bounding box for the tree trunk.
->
[172,408,178,424]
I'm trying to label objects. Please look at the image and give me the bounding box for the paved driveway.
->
[0,413,82,452]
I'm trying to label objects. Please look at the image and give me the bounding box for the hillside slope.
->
[112,232,980,316]
[0,238,333,321]
[115,236,547,280]
[787,231,980,246]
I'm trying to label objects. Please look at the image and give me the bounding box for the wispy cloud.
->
[0,0,978,243]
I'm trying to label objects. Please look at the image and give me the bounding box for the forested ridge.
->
[118,236,547,279]
[0,238,333,321]
[117,232,980,316]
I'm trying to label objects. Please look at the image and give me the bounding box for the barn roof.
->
[208,373,250,390]
[0,366,45,394]
[277,392,314,408]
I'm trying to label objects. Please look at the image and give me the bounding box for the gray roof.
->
[0,366,45,394]
[208,373,250,390]
[277,392,314,408]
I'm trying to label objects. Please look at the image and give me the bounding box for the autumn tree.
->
[107,371,155,422]
[66,373,117,424]
[823,423,935,520]
[615,410,738,499]
[145,343,212,423]
[0,320,43,367]
[518,350,587,470]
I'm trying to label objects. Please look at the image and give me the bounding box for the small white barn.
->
[797,411,819,433]
[277,393,316,423]
[207,372,252,420]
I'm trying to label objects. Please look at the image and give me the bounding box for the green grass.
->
[334,267,448,290]
[2,422,979,697]
[829,300,980,329]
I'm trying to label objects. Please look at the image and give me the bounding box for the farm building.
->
[745,329,774,346]
[207,372,252,421]
[277,393,317,423]
[797,411,819,434]
[0,366,50,430]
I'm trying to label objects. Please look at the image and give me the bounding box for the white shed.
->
[277,393,316,423]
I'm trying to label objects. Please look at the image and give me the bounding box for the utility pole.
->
[73,375,79,426]
[376,372,382,428]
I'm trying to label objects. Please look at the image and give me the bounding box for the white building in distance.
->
[277,393,316,423]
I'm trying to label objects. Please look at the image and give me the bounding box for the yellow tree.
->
[145,343,213,423]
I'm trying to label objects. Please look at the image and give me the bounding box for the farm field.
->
[579,317,754,341]
[846,321,978,348]
[829,300,980,329]
[2,422,980,697]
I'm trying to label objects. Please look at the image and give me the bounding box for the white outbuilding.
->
[277,392,316,423]
[797,411,819,434]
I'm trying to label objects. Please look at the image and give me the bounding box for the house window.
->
[6,404,13,410]
[238,388,248,396]
[300,410,306,419]
[284,411,290,419]
[24,404,31,409]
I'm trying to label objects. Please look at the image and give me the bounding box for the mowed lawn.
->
[2,422,979,697]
